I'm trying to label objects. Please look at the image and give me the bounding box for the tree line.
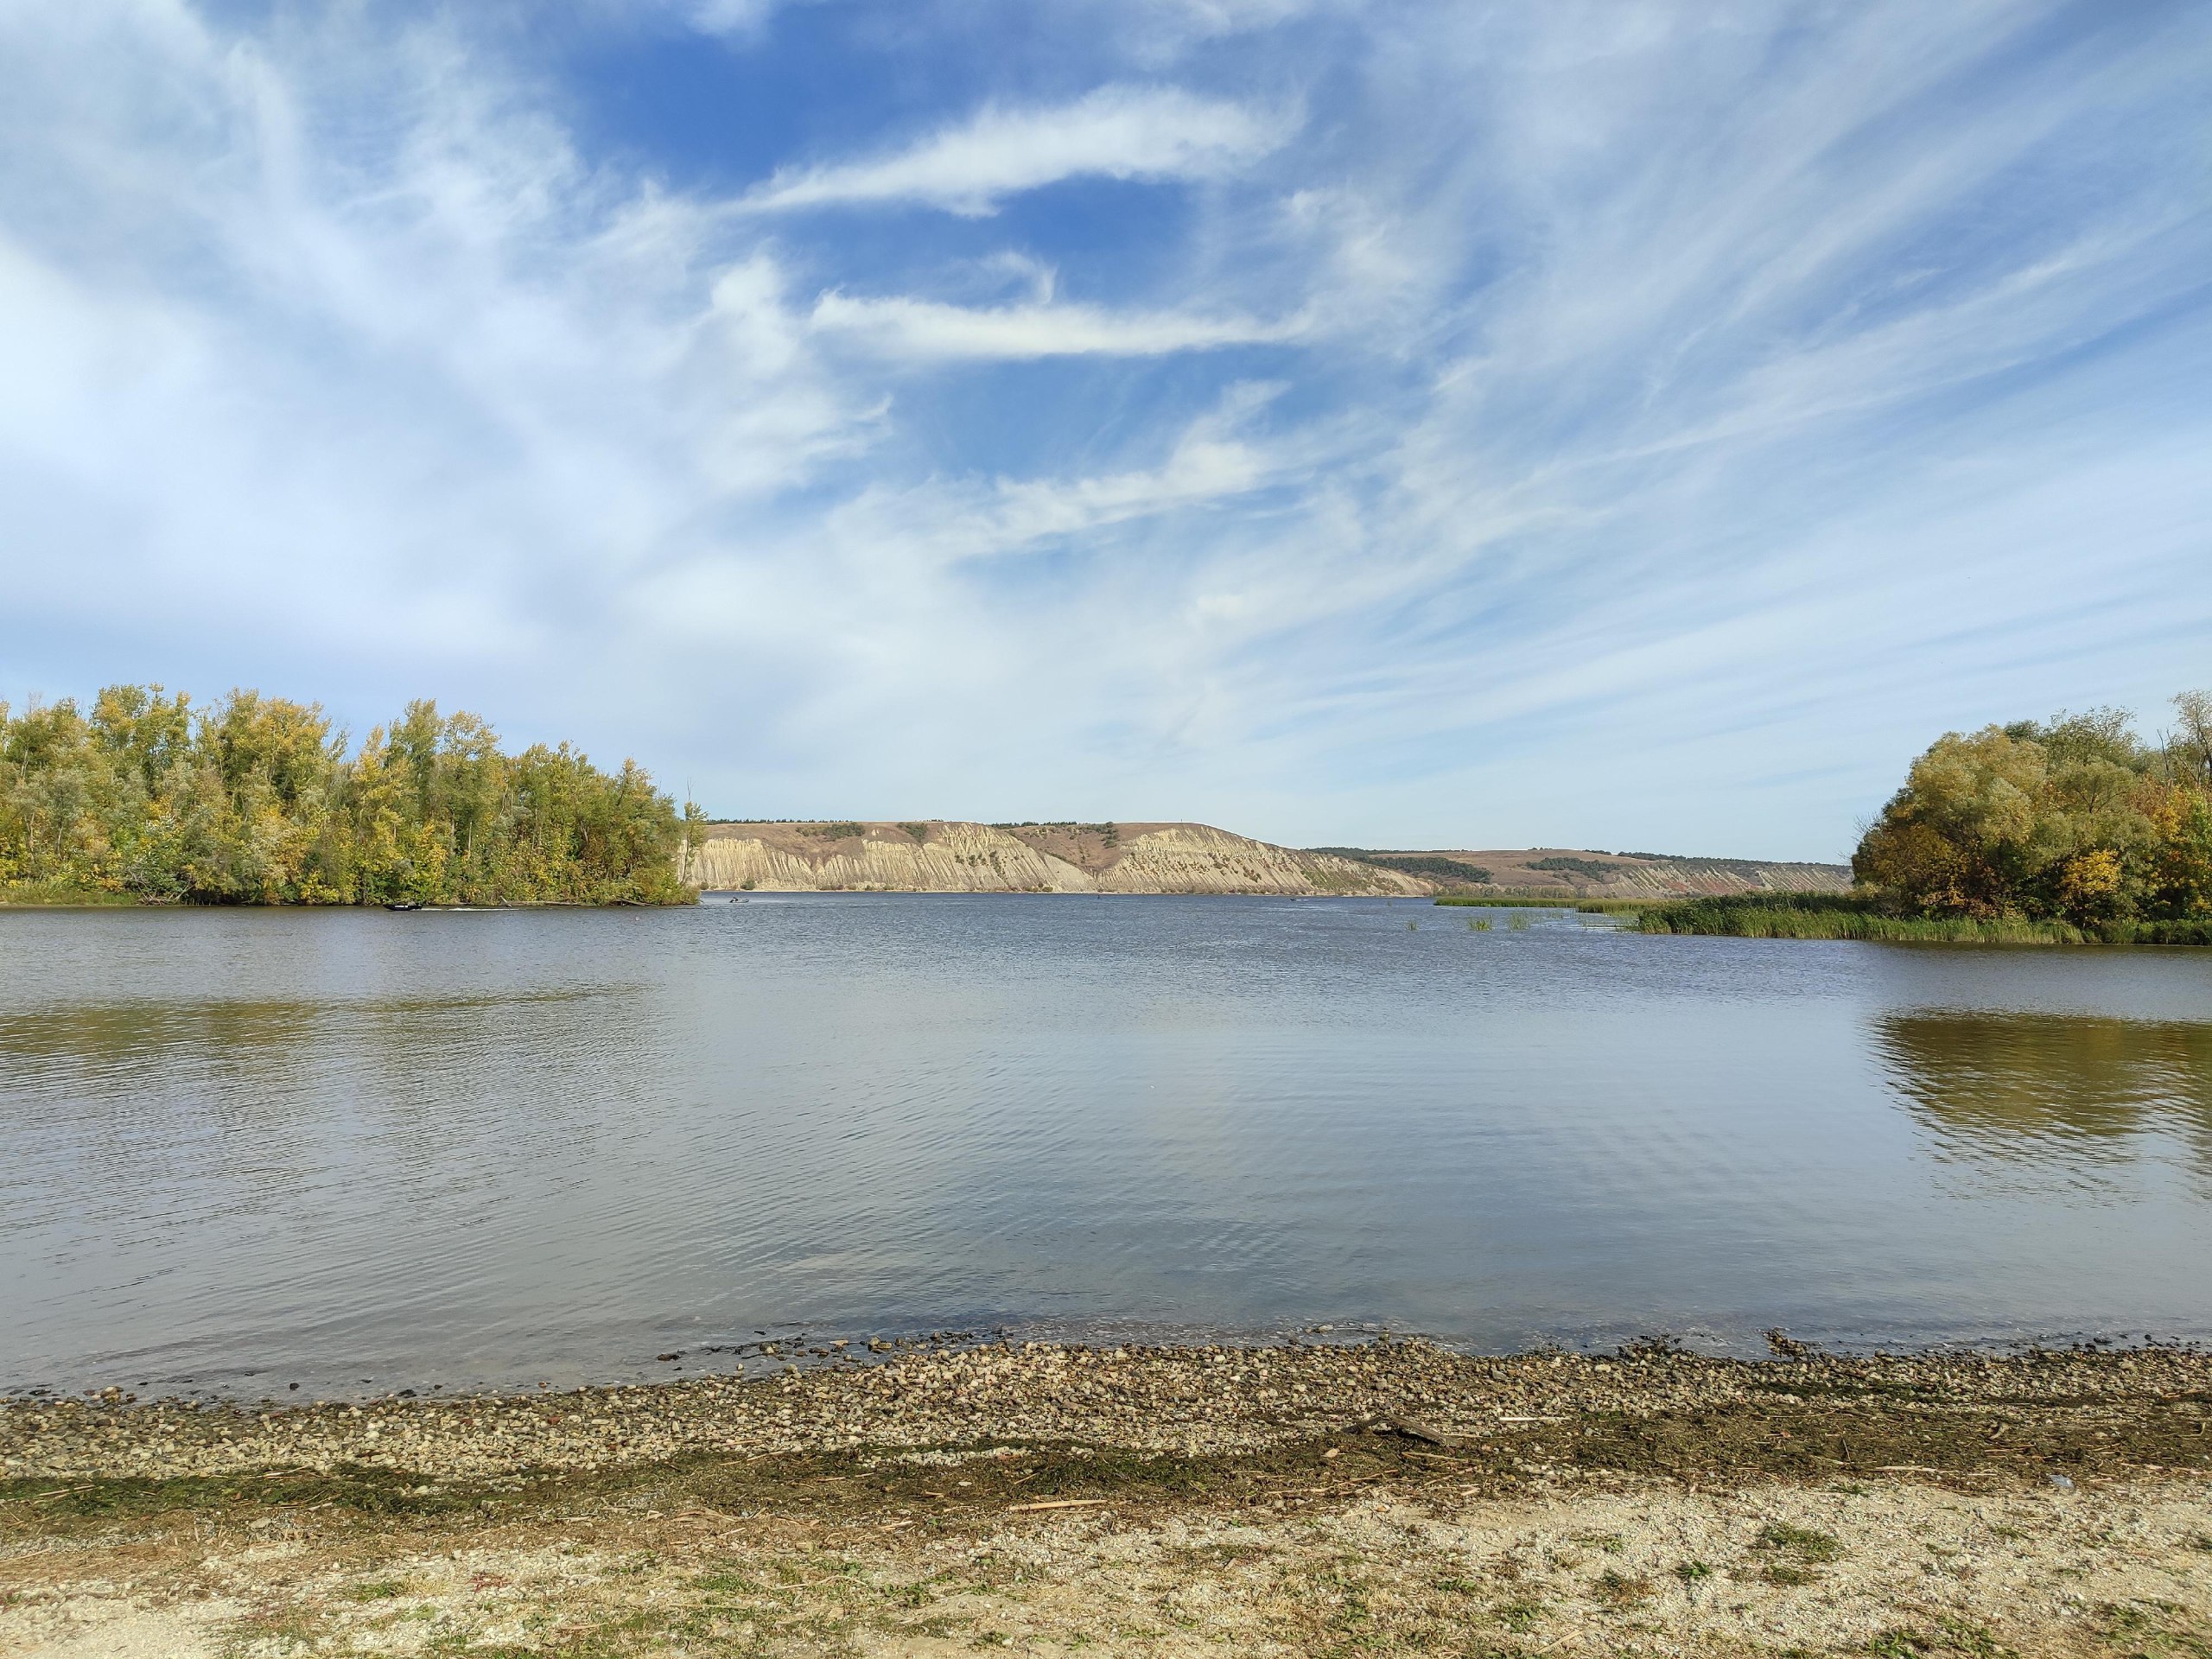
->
[1853,690,2212,926]
[0,684,702,906]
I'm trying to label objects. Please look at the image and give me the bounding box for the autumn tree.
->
[1854,692,2212,925]
[0,684,693,906]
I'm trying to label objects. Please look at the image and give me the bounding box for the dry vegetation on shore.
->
[4,1342,2209,1657]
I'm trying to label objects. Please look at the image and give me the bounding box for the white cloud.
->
[742,86,1290,216]
[685,0,785,32]
[0,2,868,680]
[982,436,1268,545]
[3,1,2209,854]
[809,291,1300,359]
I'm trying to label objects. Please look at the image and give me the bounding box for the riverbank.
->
[0,890,698,911]
[1433,894,1648,912]
[0,881,139,907]
[5,1343,2208,1656]
[1635,893,2212,944]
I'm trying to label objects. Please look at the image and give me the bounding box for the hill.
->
[684,823,1846,898]
[1315,846,1853,898]
[684,821,1421,895]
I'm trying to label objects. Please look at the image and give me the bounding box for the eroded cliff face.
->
[1082,823,1411,893]
[683,822,1421,896]
[685,822,1085,893]
[1411,849,1855,898]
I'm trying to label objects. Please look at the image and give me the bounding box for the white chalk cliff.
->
[682,821,1424,896]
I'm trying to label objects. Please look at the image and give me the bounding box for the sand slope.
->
[683,821,1425,895]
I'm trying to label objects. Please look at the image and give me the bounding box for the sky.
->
[2,1,2208,859]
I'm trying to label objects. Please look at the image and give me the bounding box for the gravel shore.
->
[10,1339,2210,1482]
[3,1342,2209,1656]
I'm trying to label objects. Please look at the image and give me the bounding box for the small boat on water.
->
[384,901,423,912]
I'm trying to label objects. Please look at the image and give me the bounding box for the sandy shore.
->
[4,1341,2209,1656]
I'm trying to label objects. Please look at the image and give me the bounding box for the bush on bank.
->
[1637,690,2212,944]
[1847,692,2212,929]
[0,684,701,906]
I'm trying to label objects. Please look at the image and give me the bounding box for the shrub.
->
[0,685,694,906]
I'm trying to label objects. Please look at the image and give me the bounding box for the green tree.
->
[0,683,696,907]
[1855,691,2212,925]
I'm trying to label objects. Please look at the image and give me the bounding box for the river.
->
[4,896,2209,1397]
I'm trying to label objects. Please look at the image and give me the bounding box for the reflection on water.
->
[1877,1013,2212,1176]
[0,989,611,1077]
[5,899,2212,1395]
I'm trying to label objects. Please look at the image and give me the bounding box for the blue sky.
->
[2,1,2208,858]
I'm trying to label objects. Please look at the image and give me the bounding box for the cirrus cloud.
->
[808,292,1303,359]
[741,85,1293,216]
[2,0,2209,855]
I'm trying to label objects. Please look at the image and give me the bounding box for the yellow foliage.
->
[1,685,692,906]
[1854,693,2212,925]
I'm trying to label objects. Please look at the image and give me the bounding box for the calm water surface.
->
[4,897,2210,1396]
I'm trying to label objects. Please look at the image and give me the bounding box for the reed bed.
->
[1637,892,2212,944]
[1431,893,1588,909]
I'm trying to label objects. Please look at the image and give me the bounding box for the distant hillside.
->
[684,824,1850,898]
[1314,846,1853,898]
[685,822,1423,895]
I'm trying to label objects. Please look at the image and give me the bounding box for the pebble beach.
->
[5,1341,2210,1656]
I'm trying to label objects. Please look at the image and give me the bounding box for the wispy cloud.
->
[809,292,1300,359]
[741,86,1290,215]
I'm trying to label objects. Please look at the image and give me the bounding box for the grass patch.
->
[1592,1568,1651,1606]
[1642,892,2082,944]
[2101,918,2212,944]
[0,1468,505,1522]
[2093,1599,2212,1658]
[1639,891,2212,945]
[1868,1618,2015,1656]
[1367,854,1496,884]
[1433,893,1586,908]
[1491,1599,1547,1632]
[1434,893,1647,913]
[0,880,141,906]
[1529,856,1625,880]
[1757,1521,1845,1562]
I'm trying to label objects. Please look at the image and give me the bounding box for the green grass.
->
[0,1468,507,1522]
[1344,853,1495,884]
[1756,1522,1843,1561]
[1638,891,2212,945]
[2104,918,2212,944]
[1433,893,1586,909]
[0,880,141,906]
[1867,1618,2014,1656]
[1642,894,2082,943]
[1528,855,1626,880]
[1433,893,1649,913]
